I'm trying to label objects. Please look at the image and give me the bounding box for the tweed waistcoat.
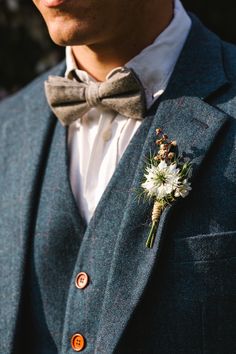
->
[19,111,153,353]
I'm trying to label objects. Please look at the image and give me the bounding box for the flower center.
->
[155,171,167,184]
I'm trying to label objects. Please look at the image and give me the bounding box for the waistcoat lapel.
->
[0,62,66,354]
[94,16,231,353]
[26,119,86,352]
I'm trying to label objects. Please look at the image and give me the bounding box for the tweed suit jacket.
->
[0,16,236,354]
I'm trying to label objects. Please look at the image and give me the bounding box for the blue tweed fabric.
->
[0,15,236,354]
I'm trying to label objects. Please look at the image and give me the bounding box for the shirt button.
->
[102,128,112,142]
[75,272,89,289]
[71,333,86,352]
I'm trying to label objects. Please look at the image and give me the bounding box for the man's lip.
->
[41,0,67,8]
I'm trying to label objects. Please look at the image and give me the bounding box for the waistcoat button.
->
[75,272,89,289]
[71,333,86,352]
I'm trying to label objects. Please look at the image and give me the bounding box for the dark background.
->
[1,0,236,99]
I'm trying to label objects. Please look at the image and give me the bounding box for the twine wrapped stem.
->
[146,200,163,248]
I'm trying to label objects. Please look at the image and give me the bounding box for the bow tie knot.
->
[45,68,146,126]
[85,82,102,108]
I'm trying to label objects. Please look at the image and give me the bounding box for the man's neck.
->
[71,1,173,81]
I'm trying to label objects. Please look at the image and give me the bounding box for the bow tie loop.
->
[45,69,146,126]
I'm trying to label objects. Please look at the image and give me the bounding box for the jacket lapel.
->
[95,16,230,353]
[0,62,65,354]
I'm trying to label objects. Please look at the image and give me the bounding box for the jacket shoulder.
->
[0,61,65,124]
[212,40,236,118]
[222,40,236,80]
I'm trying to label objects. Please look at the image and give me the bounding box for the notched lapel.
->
[95,16,231,351]
[95,94,229,353]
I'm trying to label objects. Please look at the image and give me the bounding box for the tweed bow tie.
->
[44,68,146,126]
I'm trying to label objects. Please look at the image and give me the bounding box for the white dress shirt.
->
[66,0,191,223]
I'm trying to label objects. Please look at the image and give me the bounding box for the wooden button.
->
[71,333,85,352]
[75,272,89,289]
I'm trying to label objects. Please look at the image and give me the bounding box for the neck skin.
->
[72,1,173,81]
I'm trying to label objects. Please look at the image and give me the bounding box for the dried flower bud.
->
[168,152,175,159]
[159,150,166,157]
[156,139,162,145]
[156,128,162,135]
[160,144,168,150]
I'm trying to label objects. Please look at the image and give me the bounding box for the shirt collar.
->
[65,0,191,109]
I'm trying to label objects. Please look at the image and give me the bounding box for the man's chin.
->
[47,23,84,46]
[48,32,70,47]
[45,15,101,46]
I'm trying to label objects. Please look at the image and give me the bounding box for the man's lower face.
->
[32,0,101,46]
[32,0,129,47]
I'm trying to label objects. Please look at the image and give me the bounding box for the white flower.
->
[174,179,192,198]
[142,160,180,199]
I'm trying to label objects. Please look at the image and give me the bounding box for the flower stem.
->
[146,222,158,248]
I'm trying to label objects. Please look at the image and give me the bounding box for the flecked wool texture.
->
[0,15,236,354]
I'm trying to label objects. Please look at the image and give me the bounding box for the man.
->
[0,0,235,353]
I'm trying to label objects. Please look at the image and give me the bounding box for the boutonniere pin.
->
[142,128,192,248]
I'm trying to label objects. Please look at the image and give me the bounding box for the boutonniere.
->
[142,128,192,248]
